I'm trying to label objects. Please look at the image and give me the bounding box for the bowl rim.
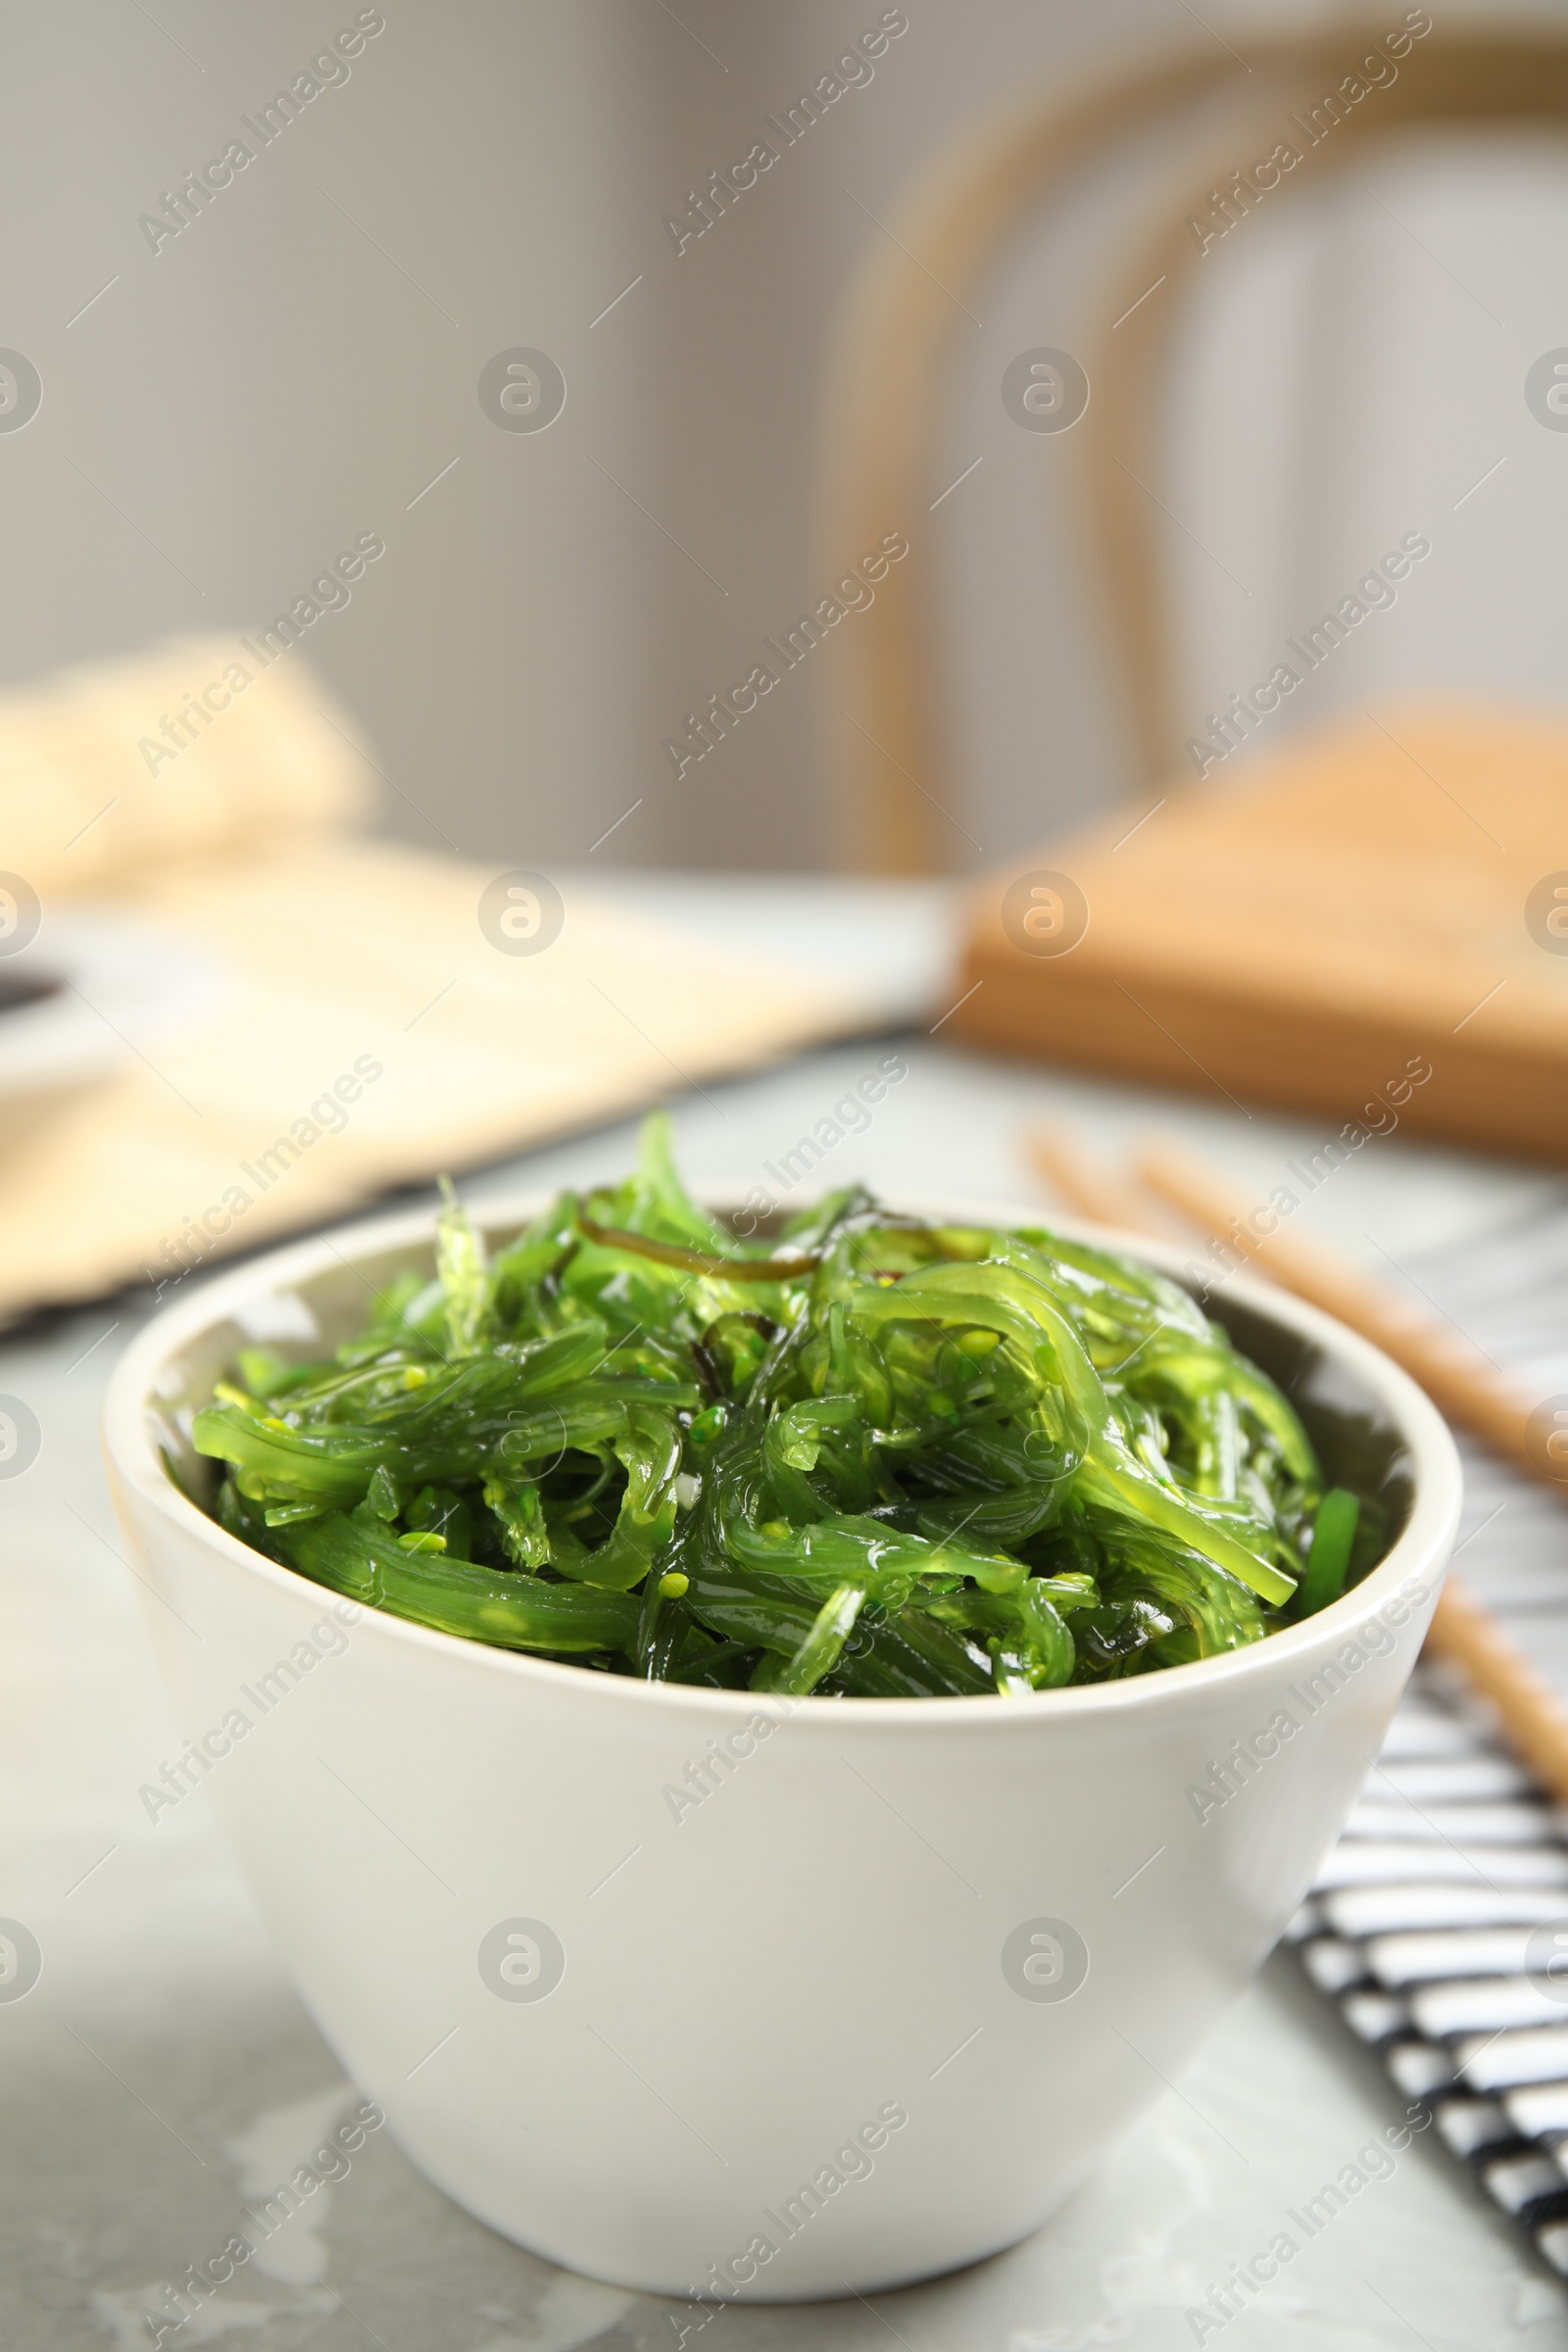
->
[102,1187,1463,1726]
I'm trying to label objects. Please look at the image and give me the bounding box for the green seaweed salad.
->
[194,1114,1380,1698]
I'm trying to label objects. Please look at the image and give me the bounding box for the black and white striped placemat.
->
[1286,1188,1568,2271]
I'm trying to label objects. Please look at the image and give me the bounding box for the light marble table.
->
[4,878,1566,2352]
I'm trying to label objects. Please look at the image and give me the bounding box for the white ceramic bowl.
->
[103,1196,1462,2302]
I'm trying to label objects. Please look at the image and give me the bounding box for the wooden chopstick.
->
[1413,1576,1568,1811]
[1025,1127,1568,1806]
[1026,1129,1162,1235]
[1025,1130,1183,1241]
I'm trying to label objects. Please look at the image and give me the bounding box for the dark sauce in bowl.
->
[0,970,62,1016]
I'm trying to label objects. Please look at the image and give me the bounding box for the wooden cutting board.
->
[951,704,1568,1160]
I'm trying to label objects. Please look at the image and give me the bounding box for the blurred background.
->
[6,0,1564,874]
[14,9,1568,2345]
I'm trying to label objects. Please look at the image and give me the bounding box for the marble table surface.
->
[4,877,1566,2352]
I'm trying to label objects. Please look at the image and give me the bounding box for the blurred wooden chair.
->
[825,20,1568,873]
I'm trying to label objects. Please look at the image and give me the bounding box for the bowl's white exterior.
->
[103,1198,1462,2302]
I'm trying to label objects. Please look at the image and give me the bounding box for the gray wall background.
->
[3,0,1563,876]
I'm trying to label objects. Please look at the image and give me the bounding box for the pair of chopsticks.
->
[1026,1130,1568,1808]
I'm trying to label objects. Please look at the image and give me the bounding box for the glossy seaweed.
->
[192,1115,1377,1696]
